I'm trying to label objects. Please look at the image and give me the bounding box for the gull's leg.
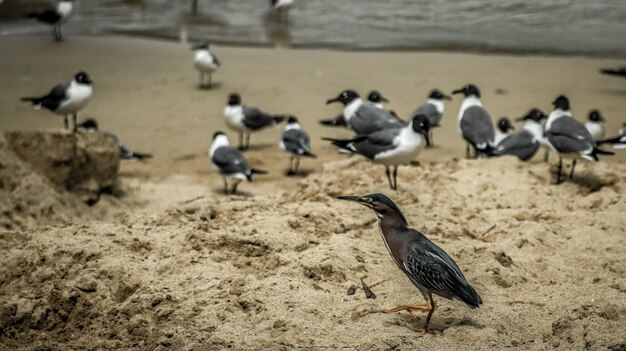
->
[555,157,563,184]
[223,177,229,194]
[393,165,398,191]
[287,156,294,175]
[543,148,549,162]
[64,115,69,130]
[72,113,77,133]
[385,166,393,189]
[429,130,434,147]
[294,157,301,175]
[569,159,577,179]
[465,143,470,159]
[245,132,251,150]
[231,179,241,194]
[238,132,244,150]
[208,74,212,89]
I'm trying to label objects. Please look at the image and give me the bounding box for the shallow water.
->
[1,0,625,57]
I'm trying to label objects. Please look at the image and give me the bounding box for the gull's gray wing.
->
[242,106,276,130]
[351,103,405,135]
[351,127,401,159]
[212,146,250,175]
[282,129,311,155]
[547,117,594,154]
[411,103,442,127]
[460,106,494,149]
[493,130,539,161]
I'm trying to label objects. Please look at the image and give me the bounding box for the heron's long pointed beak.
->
[336,195,368,205]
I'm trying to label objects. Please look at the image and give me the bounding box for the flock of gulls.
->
[14,0,626,335]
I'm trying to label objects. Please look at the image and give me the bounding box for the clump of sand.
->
[0,130,120,230]
[1,153,625,350]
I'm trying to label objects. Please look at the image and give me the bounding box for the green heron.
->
[337,193,482,334]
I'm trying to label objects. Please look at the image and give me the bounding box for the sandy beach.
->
[0,36,625,350]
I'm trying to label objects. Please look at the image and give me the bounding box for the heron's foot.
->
[385,303,431,317]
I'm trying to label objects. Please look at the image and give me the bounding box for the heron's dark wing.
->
[212,146,250,175]
[547,117,594,154]
[493,130,540,161]
[242,106,275,130]
[351,103,405,134]
[282,129,311,155]
[460,106,494,148]
[411,103,442,126]
[402,230,482,307]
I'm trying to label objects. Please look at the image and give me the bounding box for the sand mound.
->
[1,155,625,350]
[0,131,120,230]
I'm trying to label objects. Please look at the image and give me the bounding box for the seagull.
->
[494,117,514,145]
[597,122,626,150]
[192,42,220,89]
[452,84,495,159]
[270,0,293,23]
[336,193,482,335]
[584,110,606,141]
[326,90,405,135]
[492,109,546,161]
[78,119,153,160]
[599,66,626,78]
[223,93,286,150]
[367,90,389,109]
[323,114,430,190]
[24,0,73,42]
[280,116,316,175]
[320,89,392,128]
[209,132,267,194]
[545,96,614,184]
[21,71,93,133]
[408,89,451,147]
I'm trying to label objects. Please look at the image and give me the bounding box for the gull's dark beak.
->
[451,88,463,95]
[514,116,527,122]
[380,96,390,103]
[320,114,347,126]
[598,115,606,122]
[326,96,340,104]
[509,125,516,131]
[442,94,452,100]
[336,195,369,205]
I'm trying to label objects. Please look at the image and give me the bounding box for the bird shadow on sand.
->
[211,188,254,198]
[197,82,223,90]
[284,168,314,177]
[569,172,615,192]
[389,313,485,334]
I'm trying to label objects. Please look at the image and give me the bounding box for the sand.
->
[0,36,625,350]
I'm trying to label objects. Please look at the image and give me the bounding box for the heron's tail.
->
[458,283,483,309]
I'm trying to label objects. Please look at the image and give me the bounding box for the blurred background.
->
[1,0,625,57]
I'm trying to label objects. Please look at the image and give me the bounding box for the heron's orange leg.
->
[386,294,437,335]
